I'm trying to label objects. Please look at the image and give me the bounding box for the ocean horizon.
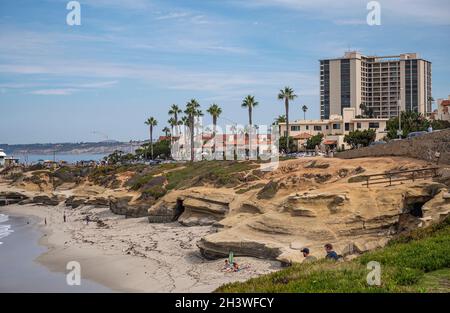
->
[14,153,108,164]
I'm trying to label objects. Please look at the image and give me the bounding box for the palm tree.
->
[273,115,286,125]
[302,105,308,120]
[162,126,171,138]
[241,95,258,126]
[184,99,203,162]
[207,104,222,154]
[145,117,158,160]
[180,116,189,138]
[241,95,259,159]
[359,103,367,117]
[278,87,297,154]
[168,117,177,129]
[168,104,182,135]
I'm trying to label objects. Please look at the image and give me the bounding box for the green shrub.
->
[392,267,423,286]
[140,185,167,200]
[165,161,257,190]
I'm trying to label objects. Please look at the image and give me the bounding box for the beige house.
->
[279,108,388,151]
[436,96,450,121]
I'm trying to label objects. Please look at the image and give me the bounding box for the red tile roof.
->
[293,133,312,140]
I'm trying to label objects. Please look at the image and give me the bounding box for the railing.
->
[363,167,440,188]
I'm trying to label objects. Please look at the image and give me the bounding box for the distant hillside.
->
[0,141,144,155]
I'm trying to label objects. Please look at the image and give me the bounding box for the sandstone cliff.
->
[148,157,450,264]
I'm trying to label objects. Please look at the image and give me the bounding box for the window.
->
[345,123,350,131]
[326,125,329,130]
[369,122,379,129]
[306,125,309,130]
[291,126,300,131]
[314,125,322,131]
[333,124,340,130]
[357,123,361,129]
[340,59,351,112]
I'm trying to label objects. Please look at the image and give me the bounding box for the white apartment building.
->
[320,52,432,119]
[279,108,388,151]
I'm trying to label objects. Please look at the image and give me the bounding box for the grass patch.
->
[140,185,167,201]
[216,216,450,293]
[89,164,148,188]
[165,161,258,190]
[415,268,450,293]
[236,183,266,194]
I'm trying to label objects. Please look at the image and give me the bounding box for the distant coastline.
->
[0,141,145,157]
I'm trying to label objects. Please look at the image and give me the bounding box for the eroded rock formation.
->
[186,158,450,263]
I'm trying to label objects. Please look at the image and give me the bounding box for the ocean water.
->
[0,214,13,245]
[16,153,107,164]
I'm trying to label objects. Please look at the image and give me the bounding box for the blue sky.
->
[0,0,449,144]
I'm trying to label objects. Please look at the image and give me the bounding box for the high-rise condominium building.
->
[320,52,432,119]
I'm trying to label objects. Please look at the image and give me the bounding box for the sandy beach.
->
[0,202,280,293]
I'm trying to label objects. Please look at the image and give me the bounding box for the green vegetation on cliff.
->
[216,217,450,293]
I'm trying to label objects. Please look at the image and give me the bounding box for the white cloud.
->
[0,80,119,95]
[73,80,119,88]
[156,12,191,20]
[80,0,151,10]
[333,19,366,26]
[0,59,317,98]
[31,88,77,96]
[235,0,450,25]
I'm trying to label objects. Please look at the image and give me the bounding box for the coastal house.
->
[0,150,19,167]
[0,149,6,167]
[171,107,388,155]
[278,108,389,151]
[4,157,20,167]
[436,95,450,121]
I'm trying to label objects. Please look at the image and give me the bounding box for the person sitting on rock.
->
[233,262,240,272]
[324,243,339,261]
[301,248,317,263]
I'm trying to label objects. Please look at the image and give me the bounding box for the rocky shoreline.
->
[1,156,449,289]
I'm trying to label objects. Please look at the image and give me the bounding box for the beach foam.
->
[0,214,13,244]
